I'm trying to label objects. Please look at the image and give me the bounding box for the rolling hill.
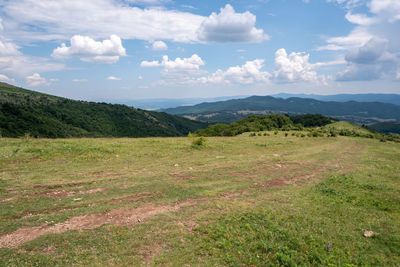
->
[163,95,400,124]
[272,93,400,106]
[0,83,207,138]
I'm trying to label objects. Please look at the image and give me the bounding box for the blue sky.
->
[0,0,399,100]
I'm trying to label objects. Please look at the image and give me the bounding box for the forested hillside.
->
[0,83,207,138]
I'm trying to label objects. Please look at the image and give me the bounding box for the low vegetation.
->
[194,114,334,137]
[0,128,399,266]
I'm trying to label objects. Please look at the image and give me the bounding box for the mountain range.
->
[163,95,400,124]
[272,93,400,106]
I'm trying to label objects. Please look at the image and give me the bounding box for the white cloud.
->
[52,35,126,64]
[141,54,206,85]
[138,75,143,80]
[140,60,161,67]
[141,54,204,71]
[26,73,50,87]
[2,0,204,43]
[197,4,269,43]
[273,48,325,84]
[325,0,400,81]
[0,53,64,77]
[152,40,168,51]
[321,27,372,51]
[336,38,398,81]
[106,76,121,80]
[199,59,270,84]
[124,0,171,5]
[369,0,400,22]
[345,12,376,25]
[72,79,88,82]
[0,74,10,81]
[0,40,20,56]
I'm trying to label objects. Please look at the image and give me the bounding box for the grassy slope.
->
[0,132,399,266]
[0,83,207,138]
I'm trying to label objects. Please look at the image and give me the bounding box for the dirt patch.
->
[172,172,196,180]
[254,167,328,188]
[29,188,107,198]
[1,196,17,203]
[109,192,158,203]
[119,184,135,189]
[33,182,93,190]
[0,200,196,248]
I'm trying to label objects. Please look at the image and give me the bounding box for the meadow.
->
[0,130,399,266]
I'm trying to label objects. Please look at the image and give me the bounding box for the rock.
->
[174,164,179,167]
[363,231,375,237]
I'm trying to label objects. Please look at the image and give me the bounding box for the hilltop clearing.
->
[0,133,399,266]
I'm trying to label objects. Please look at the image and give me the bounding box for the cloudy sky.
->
[0,0,399,100]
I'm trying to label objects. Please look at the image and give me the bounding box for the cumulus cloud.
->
[273,48,326,84]
[197,4,269,43]
[199,59,270,84]
[369,0,400,22]
[141,54,204,71]
[52,35,126,64]
[324,0,400,81]
[26,73,49,87]
[152,41,168,51]
[106,76,121,80]
[337,38,398,81]
[141,54,206,85]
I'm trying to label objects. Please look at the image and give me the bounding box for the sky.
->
[0,0,399,100]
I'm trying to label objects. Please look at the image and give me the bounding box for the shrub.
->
[192,136,206,147]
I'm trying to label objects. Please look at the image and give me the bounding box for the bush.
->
[192,136,206,147]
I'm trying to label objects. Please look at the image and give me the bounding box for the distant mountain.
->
[97,95,250,110]
[163,95,400,124]
[272,93,400,106]
[0,82,207,138]
[369,122,400,135]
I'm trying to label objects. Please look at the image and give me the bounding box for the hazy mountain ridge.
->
[163,95,400,124]
[272,93,400,106]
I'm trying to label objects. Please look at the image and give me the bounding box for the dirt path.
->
[0,201,195,248]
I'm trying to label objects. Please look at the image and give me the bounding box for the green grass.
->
[0,133,399,266]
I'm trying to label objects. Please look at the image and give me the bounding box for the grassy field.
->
[0,131,399,266]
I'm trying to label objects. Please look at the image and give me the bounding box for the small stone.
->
[137,219,141,222]
[364,231,375,237]
[174,164,179,167]
[73,198,82,201]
